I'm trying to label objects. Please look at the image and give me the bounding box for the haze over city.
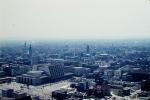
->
[1,0,150,100]
[0,0,150,41]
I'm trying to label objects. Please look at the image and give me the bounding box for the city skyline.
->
[1,0,150,100]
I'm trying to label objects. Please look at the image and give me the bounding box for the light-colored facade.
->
[16,71,49,85]
[33,59,65,80]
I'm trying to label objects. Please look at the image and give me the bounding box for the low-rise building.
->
[16,71,49,85]
[73,67,90,76]
[0,88,32,100]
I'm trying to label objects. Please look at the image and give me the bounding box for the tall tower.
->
[24,42,27,49]
[29,44,32,58]
[23,42,27,54]
[86,45,90,54]
[29,44,33,65]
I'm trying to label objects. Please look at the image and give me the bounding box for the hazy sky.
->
[0,0,150,40]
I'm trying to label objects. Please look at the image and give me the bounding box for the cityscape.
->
[0,40,150,100]
[1,0,150,100]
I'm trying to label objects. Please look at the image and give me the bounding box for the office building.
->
[33,59,65,80]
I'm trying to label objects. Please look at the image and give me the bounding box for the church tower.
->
[23,42,27,54]
[29,44,32,58]
[86,45,90,54]
[28,44,33,65]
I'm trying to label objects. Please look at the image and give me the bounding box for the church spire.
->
[29,43,32,57]
[24,42,27,49]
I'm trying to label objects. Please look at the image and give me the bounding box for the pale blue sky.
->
[0,0,150,40]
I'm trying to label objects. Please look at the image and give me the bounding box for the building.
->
[28,44,32,58]
[129,72,150,82]
[0,77,11,84]
[33,64,64,81]
[1,64,32,77]
[86,45,90,54]
[114,69,122,80]
[76,82,89,92]
[0,71,5,78]
[94,84,111,97]
[141,79,150,91]
[33,59,65,81]
[52,89,68,100]
[73,67,90,76]
[122,87,130,96]
[0,88,32,100]
[16,71,49,85]
[31,55,39,65]
[104,69,114,79]
[22,42,28,56]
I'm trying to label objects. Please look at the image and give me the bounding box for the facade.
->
[141,79,150,91]
[16,71,49,85]
[86,45,90,54]
[0,77,11,84]
[11,65,32,76]
[1,64,32,77]
[33,59,65,80]
[114,69,122,80]
[104,69,114,79]
[0,88,31,100]
[0,71,5,78]
[73,67,90,76]
[31,55,39,65]
[77,82,89,92]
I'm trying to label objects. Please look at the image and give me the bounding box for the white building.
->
[33,59,65,80]
[16,71,49,85]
